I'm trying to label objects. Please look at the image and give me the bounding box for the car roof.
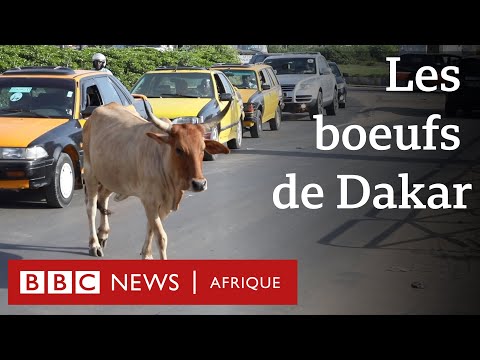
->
[264,53,322,59]
[0,66,107,80]
[401,52,461,57]
[210,63,273,71]
[147,66,214,74]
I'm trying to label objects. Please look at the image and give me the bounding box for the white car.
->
[264,53,338,120]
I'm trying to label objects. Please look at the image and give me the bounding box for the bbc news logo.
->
[20,271,100,294]
[9,260,297,305]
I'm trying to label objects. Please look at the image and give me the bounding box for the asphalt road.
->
[2,87,480,314]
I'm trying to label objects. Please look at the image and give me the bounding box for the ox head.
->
[145,113,229,192]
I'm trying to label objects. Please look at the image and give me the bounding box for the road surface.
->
[1,87,480,314]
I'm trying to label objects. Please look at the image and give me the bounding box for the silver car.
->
[264,53,338,120]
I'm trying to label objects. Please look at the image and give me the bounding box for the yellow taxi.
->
[130,66,244,160]
[210,63,284,138]
[0,66,151,207]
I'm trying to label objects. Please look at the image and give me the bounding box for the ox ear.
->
[146,132,170,144]
[204,139,230,155]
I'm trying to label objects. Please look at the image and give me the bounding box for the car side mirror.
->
[322,67,333,75]
[219,93,233,101]
[81,106,98,118]
[261,84,271,90]
[343,72,349,77]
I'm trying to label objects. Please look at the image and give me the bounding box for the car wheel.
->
[45,153,75,208]
[325,89,339,115]
[309,92,323,120]
[269,105,282,131]
[204,125,220,161]
[250,110,263,138]
[227,120,242,149]
[339,92,346,108]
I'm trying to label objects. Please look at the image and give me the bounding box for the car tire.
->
[250,110,263,138]
[339,92,346,108]
[325,89,339,116]
[204,125,220,161]
[309,91,323,120]
[227,120,243,149]
[269,105,282,131]
[45,153,75,208]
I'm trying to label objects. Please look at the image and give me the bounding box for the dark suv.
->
[396,53,461,89]
[445,56,480,117]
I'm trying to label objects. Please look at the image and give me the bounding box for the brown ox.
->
[82,102,229,259]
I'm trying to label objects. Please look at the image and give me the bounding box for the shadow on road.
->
[234,148,477,165]
[316,131,480,257]
[0,251,22,289]
[0,242,89,258]
[358,106,445,118]
[359,106,480,119]
[0,190,51,209]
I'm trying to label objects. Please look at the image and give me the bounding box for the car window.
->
[0,77,75,118]
[109,77,132,106]
[259,69,273,87]
[265,57,317,75]
[213,74,227,95]
[264,68,278,86]
[220,70,258,90]
[131,72,214,98]
[95,76,123,105]
[329,63,342,77]
[265,68,279,86]
[217,73,234,94]
[84,84,103,108]
[318,56,328,73]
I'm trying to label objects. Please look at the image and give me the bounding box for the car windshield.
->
[220,70,258,89]
[0,78,75,118]
[265,58,316,75]
[131,72,214,98]
[329,63,341,77]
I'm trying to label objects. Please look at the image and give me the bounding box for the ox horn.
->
[144,101,172,133]
[202,100,232,132]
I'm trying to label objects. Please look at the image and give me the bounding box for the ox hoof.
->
[143,255,154,260]
[99,238,108,249]
[89,247,104,257]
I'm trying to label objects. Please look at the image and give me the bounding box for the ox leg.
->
[97,186,113,249]
[157,208,170,260]
[84,171,103,257]
[141,222,155,260]
[141,201,168,260]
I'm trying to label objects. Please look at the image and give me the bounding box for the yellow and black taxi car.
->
[0,66,151,208]
[210,63,284,138]
[130,66,244,160]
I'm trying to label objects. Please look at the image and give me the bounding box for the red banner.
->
[8,260,297,305]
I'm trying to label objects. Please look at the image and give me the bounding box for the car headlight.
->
[171,116,204,125]
[299,83,314,90]
[0,146,48,160]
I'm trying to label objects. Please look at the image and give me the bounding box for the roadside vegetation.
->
[0,45,240,89]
